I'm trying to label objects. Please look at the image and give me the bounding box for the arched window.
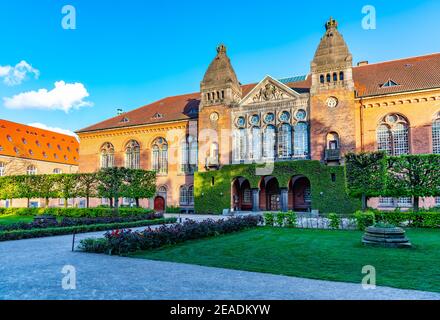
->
[180,185,189,205]
[181,136,198,173]
[27,165,37,175]
[251,127,262,160]
[263,125,276,159]
[326,132,340,150]
[339,71,344,81]
[152,138,168,174]
[278,124,292,159]
[100,143,115,168]
[377,114,409,155]
[333,73,338,82]
[326,74,331,83]
[210,142,219,159]
[0,162,5,177]
[320,75,325,84]
[188,186,194,204]
[158,186,167,194]
[432,116,440,154]
[234,128,247,161]
[293,122,309,157]
[125,140,140,169]
[53,168,62,174]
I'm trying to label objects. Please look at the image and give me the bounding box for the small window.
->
[339,72,344,81]
[320,75,325,84]
[333,73,338,82]
[6,135,12,142]
[22,138,27,144]
[381,80,399,88]
[326,74,331,83]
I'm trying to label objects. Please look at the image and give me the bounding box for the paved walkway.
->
[1,221,440,300]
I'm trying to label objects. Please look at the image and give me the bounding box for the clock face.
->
[326,97,338,108]
[210,112,219,121]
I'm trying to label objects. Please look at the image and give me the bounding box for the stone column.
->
[280,188,288,212]
[252,189,260,212]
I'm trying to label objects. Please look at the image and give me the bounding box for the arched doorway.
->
[259,176,280,211]
[154,196,165,212]
[289,176,312,212]
[231,177,252,211]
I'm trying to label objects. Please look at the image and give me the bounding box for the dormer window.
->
[152,113,164,120]
[381,80,399,88]
[120,117,129,123]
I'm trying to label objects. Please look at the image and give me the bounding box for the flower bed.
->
[0,217,176,242]
[0,207,154,218]
[79,216,262,255]
[0,213,163,232]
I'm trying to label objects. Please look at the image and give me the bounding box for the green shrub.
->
[285,211,297,228]
[353,210,375,231]
[275,212,285,227]
[328,213,341,230]
[374,210,440,228]
[264,212,275,227]
[166,206,181,213]
[0,207,153,218]
[0,218,176,242]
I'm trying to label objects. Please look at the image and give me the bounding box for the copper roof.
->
[0,120,79,166]
[77,53,440,133]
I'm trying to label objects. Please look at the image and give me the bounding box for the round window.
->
[236,117,246,127]
[296,110,307,120]
[280,111,291,122]
[264,113,275,123]
[250,115,260,125]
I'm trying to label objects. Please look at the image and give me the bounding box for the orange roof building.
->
[77,18,440,213]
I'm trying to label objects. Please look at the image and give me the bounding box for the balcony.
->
[325,148,341,162]
[205,156,219,170]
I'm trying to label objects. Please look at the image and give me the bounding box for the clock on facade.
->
[326,96,339,108]
[210,112,219,122]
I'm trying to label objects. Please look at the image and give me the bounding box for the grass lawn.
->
[130,227,440,293]
[0,214,35,225]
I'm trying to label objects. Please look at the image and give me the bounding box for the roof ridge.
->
[354,52,440,68]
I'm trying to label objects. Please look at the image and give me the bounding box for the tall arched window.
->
[181,136,198,174]
[125,140,140,169]
[251,127,262,160]
[180,185,189,205]
[339,71,344,81]
[188,185,194,205]
[293,122,309,157]
[432,116,440,154]
[278,124,292,159]
[152,138,168,174]
[27,165,37,175]
[320,75,325,84]
[234,128,247,161]
[0,162,5,177]
[100,143,115,168]
[263,125,276,159]
[377,114,409,155]
[326,132,340,150]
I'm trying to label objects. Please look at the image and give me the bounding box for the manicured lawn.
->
[0,214,35,225]
[131,227,440,293]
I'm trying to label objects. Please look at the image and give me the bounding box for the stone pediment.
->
[240,75,300,106]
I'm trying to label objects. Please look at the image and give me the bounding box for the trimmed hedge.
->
[374,210,440,229]
[0,218,176,242]
[195,161,361,215]
[79,216,262,255]
[0,207,154,218]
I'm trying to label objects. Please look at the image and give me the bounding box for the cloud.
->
[0,60,40,86]
[27,123,79,141]
[3,81,93,113]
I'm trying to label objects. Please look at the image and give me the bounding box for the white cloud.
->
[3,81,93,113]
[0,60,40,86]
[27,123,79,141]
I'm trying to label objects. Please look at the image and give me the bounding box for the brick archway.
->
[231,177,253,212]
[288,176,312,212]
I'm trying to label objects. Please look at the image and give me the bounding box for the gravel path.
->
[1,218,439,300]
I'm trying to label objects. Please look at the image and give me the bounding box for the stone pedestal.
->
[280,188,288,212]
[362,226,412,248]
[252,189,260,212]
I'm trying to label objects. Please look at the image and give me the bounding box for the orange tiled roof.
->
[77,53,440,133]
[0,120,79,166]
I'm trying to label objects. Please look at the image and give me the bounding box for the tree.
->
[0,176,21,207]
[122,169,156,207]
[15,175,37,208]
[345,152,387,211]
[32,175,59,208]
[386,154,440,211]
[57,174,78,208]
[97,167,128,210]
[76,173,98,208]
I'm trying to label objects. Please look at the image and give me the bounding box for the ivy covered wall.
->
[194,161,361,215]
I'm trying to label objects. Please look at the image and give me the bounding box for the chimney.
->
[117,108,124,115]
[357,61,369,67]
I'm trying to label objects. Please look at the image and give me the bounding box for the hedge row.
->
[0,207,154,218]
[0,218,176,242]
[79,216,262,255]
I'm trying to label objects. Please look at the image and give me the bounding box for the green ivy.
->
[194,161,361,215]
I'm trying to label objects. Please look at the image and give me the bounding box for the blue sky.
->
[0,0,439,135]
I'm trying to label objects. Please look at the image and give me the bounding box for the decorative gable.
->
[240,76,300,106]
